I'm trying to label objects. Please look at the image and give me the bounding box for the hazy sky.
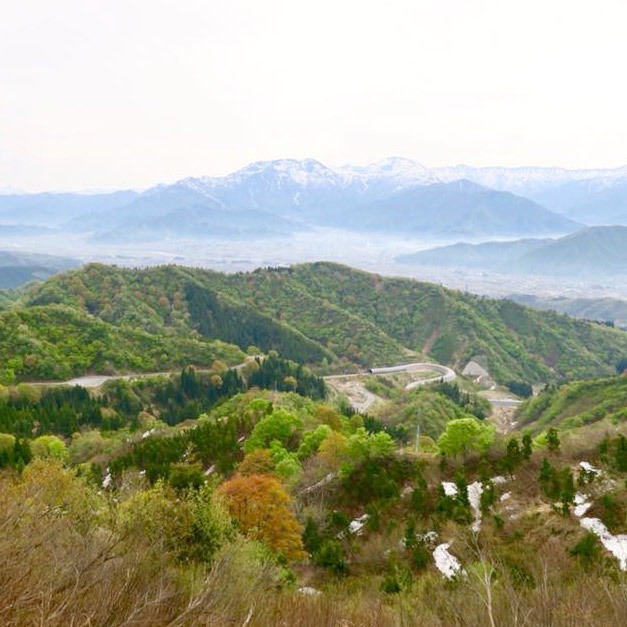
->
[2,0,627,191]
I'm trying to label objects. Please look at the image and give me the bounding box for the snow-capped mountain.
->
[8,157,627,243]
[431,164,627,221]
[335,157,441,192]
[433,164,627,196]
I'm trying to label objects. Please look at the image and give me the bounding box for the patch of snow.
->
[580,517,627,571]
[491,476,508,485]
[349,514,369,535]
[573,493,592,517]
[442,481,458,497]
[102,468,112,489]
[500,492,511,502]
[433,543,465,579]
[468,481,484,532]
[142,428,155,439]
[298,586,321,596]
[579,461,601,475]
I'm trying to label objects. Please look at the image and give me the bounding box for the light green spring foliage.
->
[268,441,301,482]
[297,424,332,459]
[31,434,69,462]
[346,427,396,461]
[244,408,303,453]
[0,432,16,451]
[437,417,495,457]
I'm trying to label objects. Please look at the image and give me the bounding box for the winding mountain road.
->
[324,362,457,412]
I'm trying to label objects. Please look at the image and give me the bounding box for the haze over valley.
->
[3,157,627,320]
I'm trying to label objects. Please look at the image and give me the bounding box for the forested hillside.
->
[2,261,627,384]
[517,375,627,433]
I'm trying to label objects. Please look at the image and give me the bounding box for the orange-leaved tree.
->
[219,473,306,561]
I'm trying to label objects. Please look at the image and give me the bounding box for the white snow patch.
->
[442,481,458,497]
[573,493,592,517]
[433,543,465,579]
[102,468,112,489]
[579,461,601,476]
[468,481,483,533]
[500,492,511,502]
[142,428,155,439]
[580,517,627,571]
[491,476,508,485]
[349,514,369,535]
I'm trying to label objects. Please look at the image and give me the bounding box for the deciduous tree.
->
[219,473,306,561]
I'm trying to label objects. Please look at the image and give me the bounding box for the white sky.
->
[2,0,627,191]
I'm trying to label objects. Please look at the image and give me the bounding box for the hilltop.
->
[2,262,627,384]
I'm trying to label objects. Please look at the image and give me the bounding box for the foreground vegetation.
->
[1,360,627,625]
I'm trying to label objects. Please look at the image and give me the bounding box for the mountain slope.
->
[517,375,627,433]
[335,180,578,235]
[396,238,546,268]
[0,190,139,226]
[1,159,587,241]
[397,226,627,276]
[0,303,244,383]
[509,294,627,328]
[16,262,627,385]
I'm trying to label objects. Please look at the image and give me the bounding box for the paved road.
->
[484,398,523,407]
[324,362,457,412]
[37,360,456,395]
[32,364,252,389]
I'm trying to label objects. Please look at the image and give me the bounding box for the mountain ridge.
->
[396,225,627,276]
[1,158,588,241]
[6,261,627,385]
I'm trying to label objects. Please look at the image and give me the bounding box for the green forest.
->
[2,262,627,384]
[1,263,627,626]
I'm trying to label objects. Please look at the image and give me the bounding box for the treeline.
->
[248,353,325,399]
[0,356,326,444]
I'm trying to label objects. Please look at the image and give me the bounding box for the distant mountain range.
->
[433,164,627,227]
[2,158,604,242]
[508,294,627,329]
[396,225,627,277]
[0,251,81,289]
